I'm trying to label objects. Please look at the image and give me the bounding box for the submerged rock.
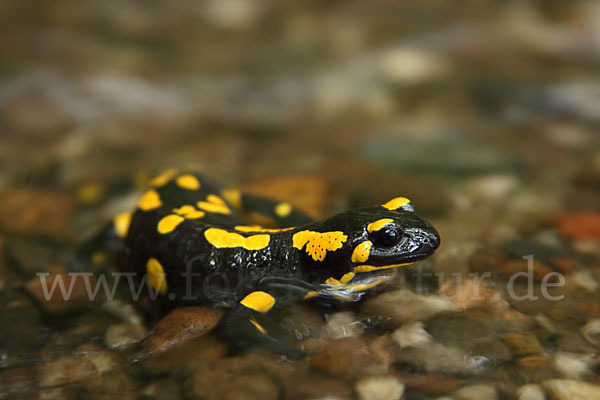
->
[541,379,600,400]
[355,376,405,400]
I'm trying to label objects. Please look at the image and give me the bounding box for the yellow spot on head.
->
[353,262,412,273]
[157,214,185,234]
[235,225,295,233]
[292,230,348,262]
[275,202,292,218]
[249,318,267,334]
[351,241,372,263]
[240,291,276,313]
[146,258,167,295]
[138,190,162,211]
[176,174,201,190]
[367,218,394,233]
[204,228,270,250]
[221,189,242,210]
[149,169,178,187]
[113,211,133,238]
[382,197,411,211]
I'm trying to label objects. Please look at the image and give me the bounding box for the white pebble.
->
[355,376,405,400]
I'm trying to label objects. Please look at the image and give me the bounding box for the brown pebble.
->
[547,257,576,274]
[471,254,557,282]
[0,189,75,237]
[518,355,552,368]
[26,274,101,313]
[310,337,389,380]
[501,333,544,356]
[551,212,600,240]
[405,373,461,395]
[144,306,225,353]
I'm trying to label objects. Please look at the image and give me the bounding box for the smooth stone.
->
[144,306,224,353]
[517,384,545,400]
[391,322,432,348]
[355,376,405,400]
[581,318,600,346]
[453,384,498,400]
[553,352,595,379]
[361,289,455,326]
[541,379,600,400]
[105,323,147,350]
[325,311,364,339]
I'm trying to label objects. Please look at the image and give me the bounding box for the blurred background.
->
[1,1,600,399]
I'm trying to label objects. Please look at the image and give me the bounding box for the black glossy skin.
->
[123,172,440,307]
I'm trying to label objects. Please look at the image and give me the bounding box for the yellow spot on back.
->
[324,272,355,286]
[240,291,276,313]
[138,190,162,211]
[292,230,347,261]
[353,262,412,273]
[173,205,205,219]
[113,211,133,238]
[235,225,295,233]
[176,174,201,190]
[206,194,225,205]
[157,214,185,234]
[249,318,267,334]
[76,183,104,204]
[91,251,107,265]
[173,205,196,215]
[221,189,242,210]
[146,258,167,295]
[367,218,394,233]
[204,228,270,250]
[275,202,292,218]
[150,169,177,187]
[197,198,231,215]
[351,241,372,263]
[382,197,411,210]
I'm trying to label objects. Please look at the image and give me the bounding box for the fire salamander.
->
[82,169,440,355]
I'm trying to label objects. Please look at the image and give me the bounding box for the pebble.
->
[34,350,119,387]
[581,319,600,346]
[355,376,405,400]
[310,338,390,380]
[453,384,498,400]
[501,333,544,356]
[105,323,146,350]
[144,306,225,353]
[464,174,519,200]
[379,47,450,84]
[551,212,600,240]
[554,352,595,379]
[541,379,600,400]
[517,384,545,400]
[404,374,460,396]
[391,322,432,348]
[570,270,599,293]
[0,189,75,237]
[26,273,102,313]
[325,311,364,339]
[439,278,508,311]
[361,289,455,326]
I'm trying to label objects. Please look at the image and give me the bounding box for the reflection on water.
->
[1,1,600,399]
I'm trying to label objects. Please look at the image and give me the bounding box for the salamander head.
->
[293,197,440,298]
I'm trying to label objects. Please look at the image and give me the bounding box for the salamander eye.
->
[372,225,403,247]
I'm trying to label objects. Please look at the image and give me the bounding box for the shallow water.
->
[1,1,600,399]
